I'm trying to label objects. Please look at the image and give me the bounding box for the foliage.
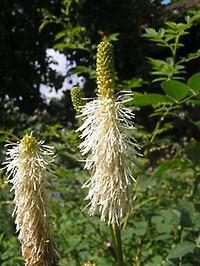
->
[143,10,200,82]
[0,0,64,114]
[41,0,165,82]
[1,2,200,266]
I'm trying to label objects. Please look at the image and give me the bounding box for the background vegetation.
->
[1,1,200,265]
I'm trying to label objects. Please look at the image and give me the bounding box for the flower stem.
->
[110,223,124,266]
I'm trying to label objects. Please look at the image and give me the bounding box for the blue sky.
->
[162,0,171,4]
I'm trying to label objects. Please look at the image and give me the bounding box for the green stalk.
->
[110,223,124,266]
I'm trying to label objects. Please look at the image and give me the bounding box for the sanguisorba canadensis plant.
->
[71,41,140,265]
[3,134,58,266]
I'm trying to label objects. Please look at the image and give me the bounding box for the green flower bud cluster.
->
[21,134,38,157]
[71,87,85,112]
[96,41,115,99]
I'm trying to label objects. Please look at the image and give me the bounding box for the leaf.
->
[188,73,200,92]
[156,223,173,234]
[194,201,200,212]
[180,211,192,227]
[121,228,134,244]
[160,209,173,223]
[161,80,189,101]
[172,209,181,225]
[185,141,200,166]
[119,78,144,90]
[132,93,171,106]
[138,176,154,191]
[156,234,171,241]
[149,255,163,265]
[152,159,183,178]
[151,216,163,224]
[102,32,120,42]
[168,241,196,259]
[164,21,178,29]
[132,221,148,236]
[180,49,200,63]
[54,31,67,41]
[53,42,66,50]
[72,66,96,79]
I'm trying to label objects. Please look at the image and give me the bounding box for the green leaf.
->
[180,211,192,227]
[132,93,171,106]
[168,241,196,259]
[132,221,148,236]
[138,176,154,191]
[119,78,144,91]
[161,80,189,101]
[188,73,200,92]
[151,216,163,224]
[194,201,200,212]
[156,223,173,234]
[164,21,177,29]
[102,32,120,42]
[53,42,66,50]
[55,31,67,41]
[156,234,171,241]
[149,255,163,265]
[185,141,200,166]
[72,66,96,79]
[180,49,200,63]
[152,159,183,178]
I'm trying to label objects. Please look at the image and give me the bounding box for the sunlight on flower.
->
[3,134,58,266]
[77,41,140,225]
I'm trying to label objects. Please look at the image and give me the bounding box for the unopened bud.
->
[71,86,85,112]
[96,41,115,99]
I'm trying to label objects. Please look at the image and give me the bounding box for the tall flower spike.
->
[78,41,140,225]
[3,134,58,266]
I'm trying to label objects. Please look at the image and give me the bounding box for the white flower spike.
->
[3,133,58,266]
[77,41,140,225]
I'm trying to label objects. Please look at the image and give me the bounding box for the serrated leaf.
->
[161,80,189,101]
[168,241,195,259]
[188,73,200,92]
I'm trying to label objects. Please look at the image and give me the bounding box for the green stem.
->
[110,224,118,261]
[110,223,124,266]
[172,34,179,65]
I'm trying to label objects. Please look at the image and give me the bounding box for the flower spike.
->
[77,41,140,225]
[3,134,58,266]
